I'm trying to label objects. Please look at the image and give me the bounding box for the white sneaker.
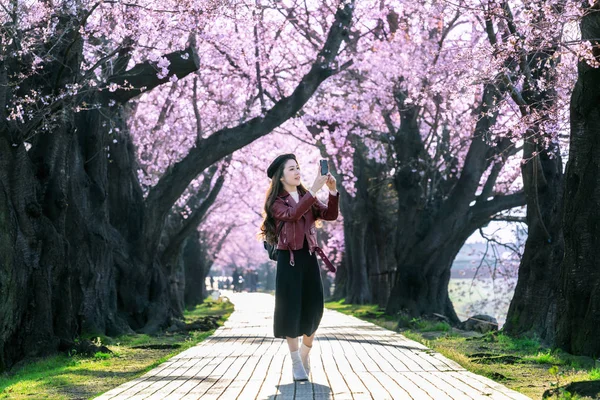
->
[300,343,312,375]
[290,350,309,381]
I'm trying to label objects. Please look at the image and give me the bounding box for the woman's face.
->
[280,159,301,188]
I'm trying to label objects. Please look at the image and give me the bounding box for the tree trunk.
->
[503,143,563,339]
[183,232,210,308]
[368,162,397,308]
[331,139,390,304]
[342,211,371,304]
[554,3,600,357]
[0,137,73,370]
[0,45,198,371]
[498,2,565,340]
[386,236,465,322]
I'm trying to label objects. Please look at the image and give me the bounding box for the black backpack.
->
[264,221,285,261]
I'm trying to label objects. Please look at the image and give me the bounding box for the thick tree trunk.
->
[498,3,565,340]
[554,4,600,357]
[342,212,371,304]
[503,143,563,340]
[183,232,210,308]
[0,46,198,371]
[0,138,73,370]
[331,139,393,304]
[386,190,526,323]
[386,236,464,323]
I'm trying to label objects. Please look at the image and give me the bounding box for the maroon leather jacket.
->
[271,189,340,266]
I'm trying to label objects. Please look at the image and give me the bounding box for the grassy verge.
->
[325,299,600,400]
[0,296,234,400]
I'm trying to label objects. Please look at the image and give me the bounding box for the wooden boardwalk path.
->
[96,292,531,400]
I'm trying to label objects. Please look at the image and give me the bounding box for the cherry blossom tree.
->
[281,0,530,320]
[0,0,355,370]
[555,0,600,357]
[485,0,582,342]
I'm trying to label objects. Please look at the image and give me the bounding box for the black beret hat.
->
[267,153,297,179]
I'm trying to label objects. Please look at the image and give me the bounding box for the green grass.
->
[497,332,542,352]
[0,297,234,400]
[525,350,564,365]
[325,298,600,400]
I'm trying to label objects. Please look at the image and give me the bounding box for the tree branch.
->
[478,136,516,201]
[101,46,200,105]
[161,161,229,265]
[491,215,527,223]
[439,80,507,216]
[470,191,526,224]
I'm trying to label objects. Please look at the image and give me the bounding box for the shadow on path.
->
[266,382,331,399]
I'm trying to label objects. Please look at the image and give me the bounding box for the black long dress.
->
[273,236,324,338]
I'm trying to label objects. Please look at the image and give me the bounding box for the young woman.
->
[260,153,340,381]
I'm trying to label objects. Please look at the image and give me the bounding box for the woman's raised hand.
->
[325,173,337,191]
[310,164,328,193]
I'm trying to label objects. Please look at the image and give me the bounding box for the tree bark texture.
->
[554,3,600,357]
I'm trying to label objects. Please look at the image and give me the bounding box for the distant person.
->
[260,153,339,382]
[232,270,239,292]
[209,276,214,290]
[237,274,244,292]
[253,270,259,292]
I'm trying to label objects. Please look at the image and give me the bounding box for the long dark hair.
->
[259,160,320,245]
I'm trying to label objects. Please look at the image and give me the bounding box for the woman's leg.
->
[300,332,315,374]
[286,336,308,381]
[302,332,316,347]
[286,336,299,352]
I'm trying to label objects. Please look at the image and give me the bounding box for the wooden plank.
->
[317,333,353,400]
[397,371,453,398]
[327,329,373,399]
[382,371,437,399]
[459,370,532,400]
[373,332,438,372]
[235,338,281,399]
[369,371,417,400]
[179,334,254,399]
[334,327,383,373]
[214,335,267,399]
[447,371,516,400]
[430,371,486,399]
[348,329,399,373]
[203,334,267,400]
[276,350,295,399]
[359,330,420,372]
[150,330,240,399]
[99,325,232,400]
[254,346,286,399]
[411,370,475,400]
[355,371,396,399]
[308,339,333,400]
[139,357,199,400]
[110,357,196,399]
